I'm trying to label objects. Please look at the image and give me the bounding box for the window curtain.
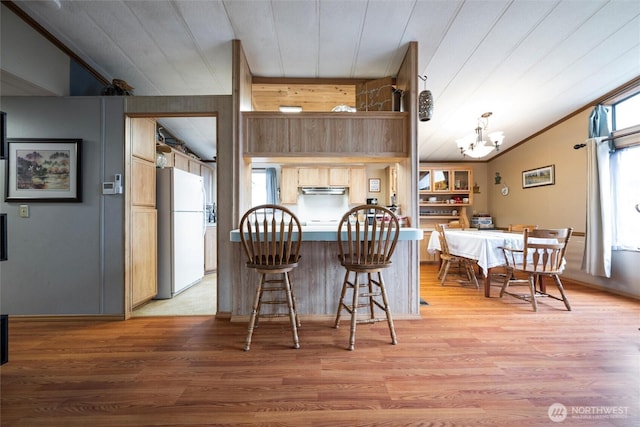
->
[266,167,278,204]
[581,105,612,277]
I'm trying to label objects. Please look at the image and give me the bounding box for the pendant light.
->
[418,75,433,121]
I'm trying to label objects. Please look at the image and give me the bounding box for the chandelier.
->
[455,112,504,158]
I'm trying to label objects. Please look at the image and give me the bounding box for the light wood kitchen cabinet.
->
[131,207,157,307]
[131,156,156,207]
[280,167,299,204]
[127,117,158,311]
[298,167,327,186]
[418,164,473,231]
[205,226,217,273]
[131,118,156,162]
[329,168,350,186]
[189,160,201,176]
[420,229,438,263]
[173,152,190,171]
[298,167,350,187]
[349,167,366,205]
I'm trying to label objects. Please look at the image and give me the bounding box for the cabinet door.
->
[453,170,470,191]
[432,170,449,191]
[131,207,157,307]
[131,157,156,207]
[131,118,156,162]
[329,168,350,186]
[174,153,189,171]
[189,160,201,176]
[420,230,437,262]
[349,167,366,205]
[298,168,328,186]
[205,227,217,272]
[280,167,299,204]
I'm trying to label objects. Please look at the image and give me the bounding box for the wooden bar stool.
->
[334,205,399,351]
[239,204,302,351]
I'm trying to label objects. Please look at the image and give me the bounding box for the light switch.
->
[19,205,29,218]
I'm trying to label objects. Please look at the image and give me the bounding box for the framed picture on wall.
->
[5,138,82,202]
[0,112,6,159]
[369,178,381,193]
[522,164,555,189]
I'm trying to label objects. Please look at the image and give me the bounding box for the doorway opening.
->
[127,114,218,318]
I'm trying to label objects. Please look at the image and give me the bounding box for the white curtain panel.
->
[582,137,612,278]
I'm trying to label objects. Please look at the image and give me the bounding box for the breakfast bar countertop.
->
[230,226,423,242]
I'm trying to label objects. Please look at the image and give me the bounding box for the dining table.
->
[427,229,526,297]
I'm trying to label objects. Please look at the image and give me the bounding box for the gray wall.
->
[0,97,125,315]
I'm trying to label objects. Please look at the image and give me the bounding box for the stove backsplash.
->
[292,193,350,223]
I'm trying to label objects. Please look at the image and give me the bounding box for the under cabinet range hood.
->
[300,187,346,195]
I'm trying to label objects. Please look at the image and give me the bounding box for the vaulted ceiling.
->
[4,0,640,162]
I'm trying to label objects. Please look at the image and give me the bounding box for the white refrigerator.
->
[156,168,206,299]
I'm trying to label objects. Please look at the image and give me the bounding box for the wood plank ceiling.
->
[3,0,639,161]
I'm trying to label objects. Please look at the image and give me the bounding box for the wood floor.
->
[1,264,638,426]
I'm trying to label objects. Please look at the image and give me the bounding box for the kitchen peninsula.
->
[229,225,423,320]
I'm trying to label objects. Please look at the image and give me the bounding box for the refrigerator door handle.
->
[202,185,207,236]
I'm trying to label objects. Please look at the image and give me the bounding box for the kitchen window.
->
[251,168,278,206]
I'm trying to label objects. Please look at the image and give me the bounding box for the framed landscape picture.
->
[5,138,82,202]
[522,164,555,189]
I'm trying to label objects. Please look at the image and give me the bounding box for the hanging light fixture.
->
[418,75,433,121]
[456,112,504,158]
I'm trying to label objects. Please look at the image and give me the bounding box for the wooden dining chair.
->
[334,205,399,351]
[239,204,302,351]
[499,227,573,311]
[434,224,479,289]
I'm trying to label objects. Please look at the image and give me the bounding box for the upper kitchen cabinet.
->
[242,112,408,158]
[418,165,473,228]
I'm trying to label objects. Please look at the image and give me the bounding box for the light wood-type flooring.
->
[1,264,638,426]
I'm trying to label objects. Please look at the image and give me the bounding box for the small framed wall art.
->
[368,178,381,193]
[5,138,82,202]
[522,164,555,189]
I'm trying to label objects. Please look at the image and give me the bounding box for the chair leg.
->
[440,260,451,286]
[552,274,572,311]
[499,270,510,297]
[466,261,479,289]
[528,275,538,312]
[334,270,351,329]
[244,274,265,351]
[287,272,301,327]
[368,273,375,320]
[377,272,397,346]
[348,272,360,351]
[283,272,300,349]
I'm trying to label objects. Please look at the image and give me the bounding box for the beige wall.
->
[488,109,590,231]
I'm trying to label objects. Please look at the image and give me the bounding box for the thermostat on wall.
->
[103,174,123,195]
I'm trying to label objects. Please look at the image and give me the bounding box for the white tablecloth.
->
[427,230,524,276]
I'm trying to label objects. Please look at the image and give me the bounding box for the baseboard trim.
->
[5,314,125,322]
